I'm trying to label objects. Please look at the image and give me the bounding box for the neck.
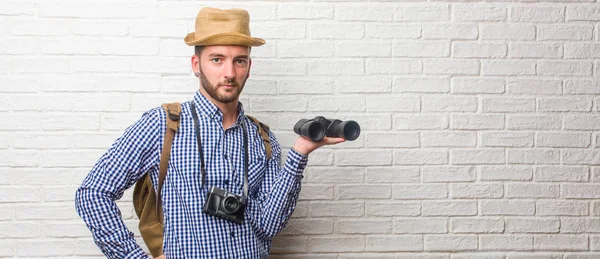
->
[199,89,239,129]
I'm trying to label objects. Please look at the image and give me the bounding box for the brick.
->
[507,79,562,95]
[393,184,448,200]
[367,59,421,75]
[480,166,533,181]
[482,60,535,76]
[422,132,476,148]
[12,57,70,73]
[394,41,449,58]
[278,4,333,19]
[71,21,128,36]
[366,167,419,184]
[451,218,504,234]
[538,24,593,40]
[250,97,307,112]
[394,149,448,165]
[453,5,507,22]
[0,222,40,238]
[309,202,364,217]
[565,79,600,94]
[481,200,535,216]
[509,43,562,58]
[337,219,392,234]
[507,254,561,259]
[422,201,477,216]
[366,24,420,39]
[451,78,505,94]
[564,149,600,165]
[281,219,333,235]
[9,169,84,185]
[481,131,535,148]
[396,4,450,22]
[507,115,561,130]
[339,42,391,57]
[536,133,591,148]
[41,150,103,167]
[424,59,479,75]
[0,37,37,55]
[131,57,188,74]
[16,240,74,256]
[253,22,305,39]
[480,24,535,40]
[366,235,423,252]
[453,42,507,58]
[508,149,560,165]
[564,253,600,259]
[298,185,334,201]
[422,96,477,112]
[336,150,392,166]
[338,185,391,200]
[10,19,70,36]
[278,41,335,58]
[395,218,446,234]
[562,218,600,233]
[0,150,38,167]
[308,96,364,112]
[534,235,588,251]
[305,167,363,183]
[423,24,477,40]
[537,61,592,76]
[482,98,535,113]
[538,97,592,112]
[451,253,505,259]
[565,115,600,130]
[366,96,419,112]
[567,5,600,21]
[367,202,420,217]
[424,235,477,251]
[394,77,449,93]
[451,114,504,130]
[0,75,38,92]
[41,74,101,92]
[506,183,559,198]
[103,75,161,93]
[480,235,533,251]
[537,201,589,216]
[506,218,559,233]
[451,183,503,198]
[450,149,506,165]
[563,184,600,198]
[312,59,364,75]
[422,166,476,183]
[271,236,307,254]
[367,133,419,148]
[310,23,362,39]
[510,6,565,22]
[41,114,100,131]
[71,57,130,73]
[338,5,393,21]
[394,114,448,130]
[308,237,364,252]
[42,223,90,237]
[40,1,155,19]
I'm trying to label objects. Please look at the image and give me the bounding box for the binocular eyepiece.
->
[293,116,361,142]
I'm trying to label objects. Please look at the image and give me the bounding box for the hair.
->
[195,45,205,58]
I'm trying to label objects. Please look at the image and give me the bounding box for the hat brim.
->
[184,32,265,47]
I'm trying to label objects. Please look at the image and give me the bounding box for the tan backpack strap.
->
[246,115,272,161]
[156,102,181,224]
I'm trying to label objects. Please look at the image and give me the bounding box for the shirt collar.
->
[192,90,246,127]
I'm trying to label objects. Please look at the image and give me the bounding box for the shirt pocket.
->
[247,157,266,196]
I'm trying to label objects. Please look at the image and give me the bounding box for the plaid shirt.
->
[75,91,308,258]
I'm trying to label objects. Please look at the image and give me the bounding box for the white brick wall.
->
[2,0,600,258]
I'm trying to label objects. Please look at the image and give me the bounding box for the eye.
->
[211,58,221,63]
[235,59,248,65]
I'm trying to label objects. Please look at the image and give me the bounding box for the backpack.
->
[132,102,272,257]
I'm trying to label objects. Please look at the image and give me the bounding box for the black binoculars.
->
[293,116,361,142]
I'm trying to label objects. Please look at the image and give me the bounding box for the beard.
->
[198,67,246,104]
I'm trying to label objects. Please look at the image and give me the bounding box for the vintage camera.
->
[294,116,361,142]
[202,186,247,224]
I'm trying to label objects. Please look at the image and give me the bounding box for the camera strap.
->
[191,104,249,198]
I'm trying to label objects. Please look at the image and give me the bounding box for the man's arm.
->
[254,133,344,239]
[75,108,162,259]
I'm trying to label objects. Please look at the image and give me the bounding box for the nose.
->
[223,62,235,82]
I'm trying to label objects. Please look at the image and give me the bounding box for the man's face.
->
[196,45,251,104]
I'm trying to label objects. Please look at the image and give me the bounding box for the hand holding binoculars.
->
[293,116,361,142]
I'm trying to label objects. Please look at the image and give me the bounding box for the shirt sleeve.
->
[254,131,308,239]
[75,108,162,259]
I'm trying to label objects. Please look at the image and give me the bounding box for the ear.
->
[191,55,200,77]
[246,59,252,79]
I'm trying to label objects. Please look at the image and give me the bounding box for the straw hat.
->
[184,7,265,47]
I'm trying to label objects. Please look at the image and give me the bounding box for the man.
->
[75,7,344,259]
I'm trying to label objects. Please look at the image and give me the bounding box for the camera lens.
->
[340,120,360,141]
[222,196,240,214]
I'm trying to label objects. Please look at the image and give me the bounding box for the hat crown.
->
[184,7,265,46]
[195,7,251,37]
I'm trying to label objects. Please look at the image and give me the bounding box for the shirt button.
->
[230,231,235,237]
[223,179,229,185]
[224,154,228,159]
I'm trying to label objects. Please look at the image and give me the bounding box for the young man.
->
[75,7,344,259]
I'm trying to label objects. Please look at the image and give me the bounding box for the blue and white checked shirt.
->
[75,91,308,259]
